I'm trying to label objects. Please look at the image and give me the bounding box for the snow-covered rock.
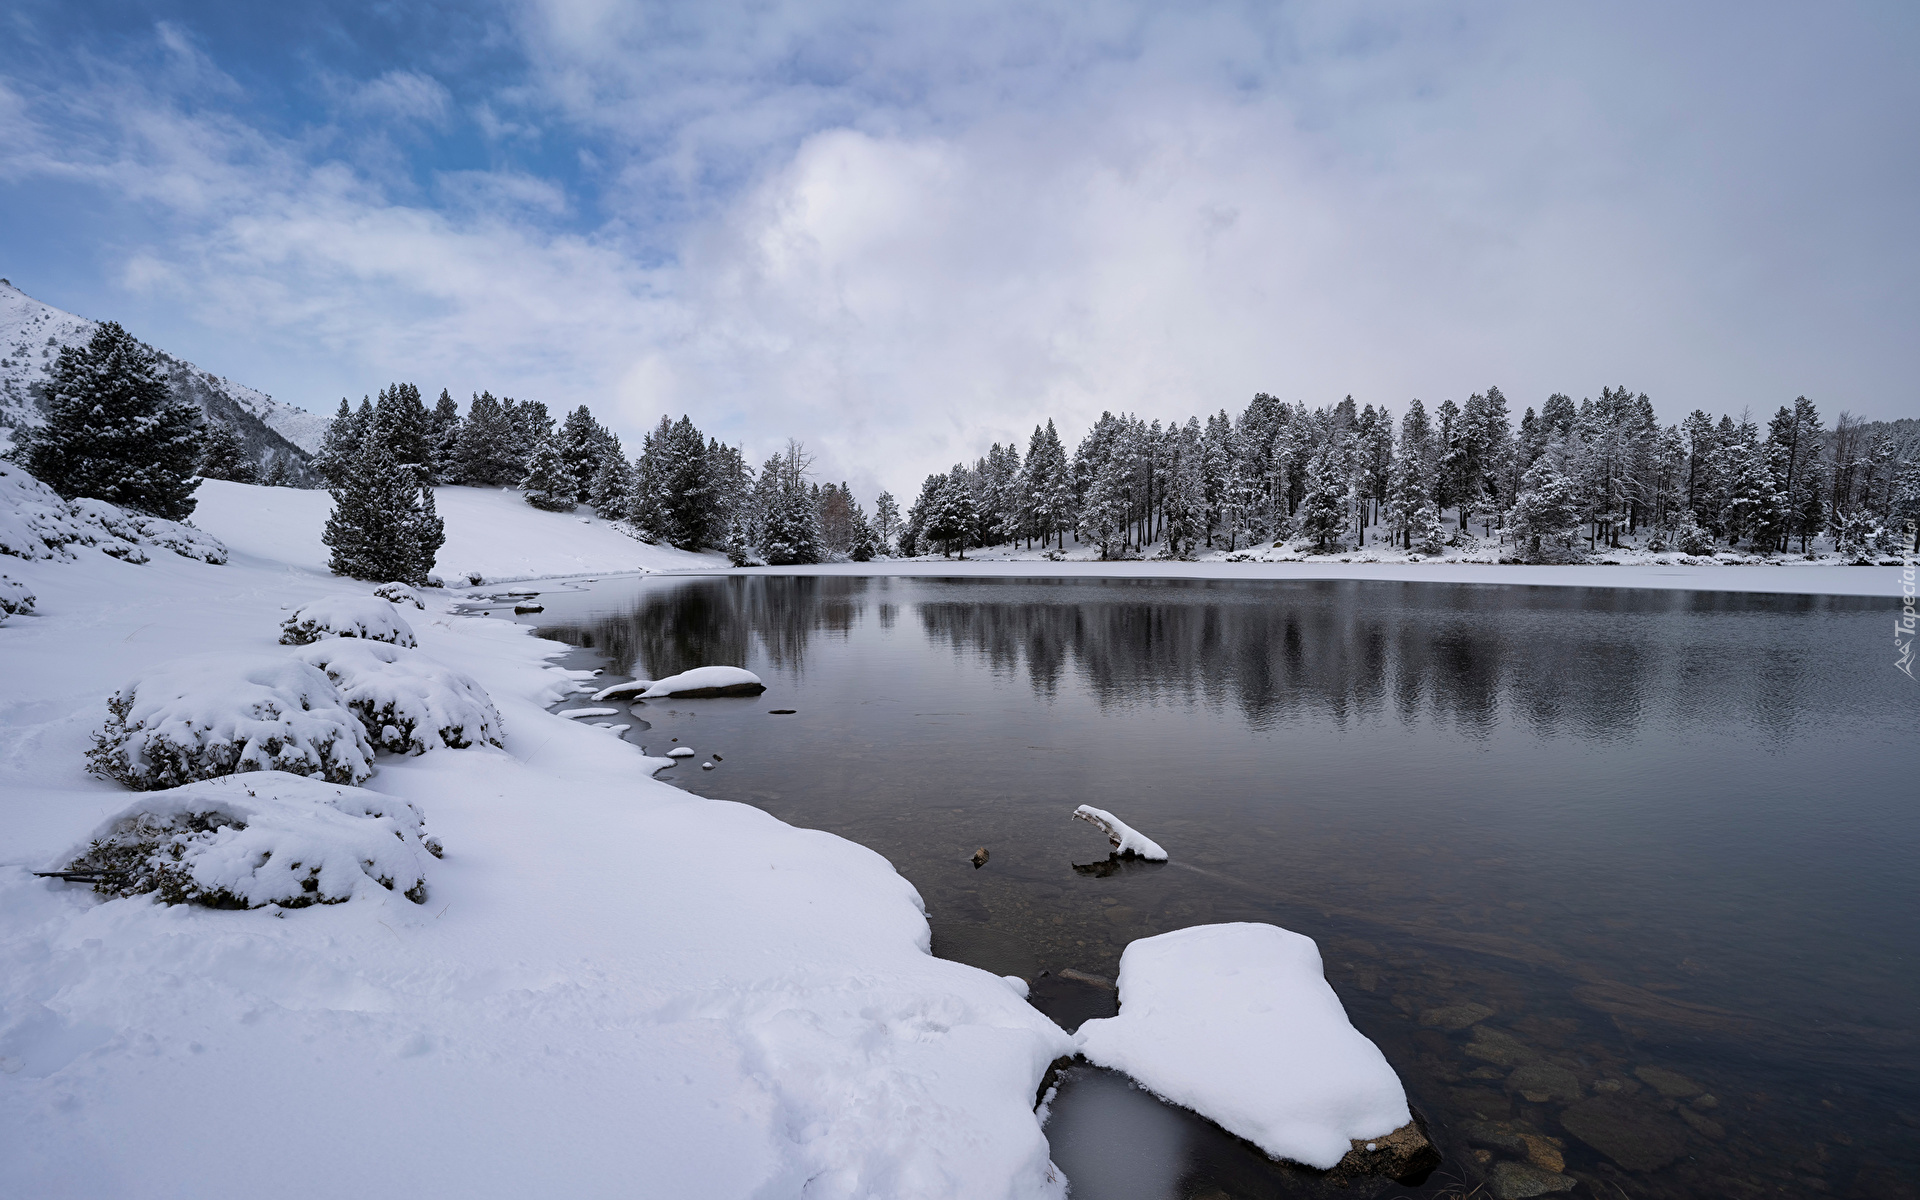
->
[373,581,425,609]
[0,571,33,621]
[279,595,418,648]
[556,707,621,719]
[52,772,435,908]
[293,640,504,755]
[591,679,654,701]
[1072,804,1167,860]
[1074,923,1412,1171]
[86,654,375,790]
[666,746,696,758]
[68,498,229,565]
[638,666,766,698]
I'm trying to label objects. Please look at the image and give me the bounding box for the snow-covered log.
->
[373,581,425,609]
[279,595,418,647]
[0,571,33,622]
[1075,923,1414,1171]
[87,654,375,790]
[51,772,437,908]
[1072,804,1168,860]
[637,666,765,699]
[293,640,504,755]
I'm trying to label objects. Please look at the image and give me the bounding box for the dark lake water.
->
[497,574,1917,1199]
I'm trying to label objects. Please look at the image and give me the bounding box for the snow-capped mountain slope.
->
[0,279,328,459]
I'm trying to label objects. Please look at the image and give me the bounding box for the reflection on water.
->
[534,574,1917,1199]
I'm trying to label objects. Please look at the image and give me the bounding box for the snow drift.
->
[0,461,227,565]
[279,595,418,648]
[293,639,504,755]
[374,581,426,610]
[52,772,437,908]
[0,571,32,622]
[87,654,375,790]
[1074,922,1412,1170]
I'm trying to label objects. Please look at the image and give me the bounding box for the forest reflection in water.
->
[535,573,1916,1199]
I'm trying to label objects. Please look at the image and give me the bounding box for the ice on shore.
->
[1074,923,1411,1170]
[1072,804,1168,860]
[557,707,621,719]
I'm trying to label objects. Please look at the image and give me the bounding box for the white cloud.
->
[342,70,453,128]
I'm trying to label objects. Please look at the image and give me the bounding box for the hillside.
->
[0,279,327,479]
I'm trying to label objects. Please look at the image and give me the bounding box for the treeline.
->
[312,385,904,574]
[902,391,1920,560]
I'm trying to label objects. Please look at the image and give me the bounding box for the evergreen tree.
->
[1722,440,1788,551]
[373,383,429,481]
[455,392,522,486]
[872,491,901,553]
[14,321,203,519]
[760,441,823,565]
[655,416,714,549]
[261,455,295,489]
[726,521,752,567]
[314,398,370,489]
[587,450,630,519]
[198,421,256,484]
[1295,444,1349,553]
[555,406,605,502]
[322,425,445,584]
[1505,455,1582,561]
[427,389,462,484]
[505,399,554,472]
[520,435,575,511]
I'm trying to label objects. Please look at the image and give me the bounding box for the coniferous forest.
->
[309,381,1920,577]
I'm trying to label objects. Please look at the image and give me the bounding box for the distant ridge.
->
[0,279,327,482]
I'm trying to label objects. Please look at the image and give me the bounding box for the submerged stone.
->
[1488,1159,1577,1198]
[1558,1096,1690,1172]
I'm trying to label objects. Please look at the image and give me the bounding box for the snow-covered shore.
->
[0,483,1069,1198]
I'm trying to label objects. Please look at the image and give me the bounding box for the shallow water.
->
[508,574,1918,1199]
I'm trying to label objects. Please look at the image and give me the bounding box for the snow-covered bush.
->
[279,595,418,647]
[0,571,34,622]
[0,462,228,564]
[294,639,504,754]
[87,654,374,790]
[53,772,437,909]
[373,581,425,609]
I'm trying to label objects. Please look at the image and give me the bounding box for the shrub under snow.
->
[53,772,439,909]
[87,654,375,790]
[0,461,228,564]
[279,595,418,648]
[0,572,33,623]
[373,581,426,609]
[294,639,505,755]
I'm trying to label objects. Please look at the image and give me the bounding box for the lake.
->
[496,573,1916,1199]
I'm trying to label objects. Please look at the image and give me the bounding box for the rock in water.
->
[971,847,989,869]
[1488,1160,1577,1198]
[1558,1097,1690,1172]
[1324,1116,1442,1186]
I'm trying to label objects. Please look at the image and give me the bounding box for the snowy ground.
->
[0,481,1069,1199]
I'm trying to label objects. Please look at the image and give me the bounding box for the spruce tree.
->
[520,435,576,511]
[14,321,203,519]
[1505,455,1582,560]
[587,450,631,519]
[872,491,901,553]
[455,392,521,485]
[198,421,257,484]
[1296,445,1349,552]
[555,406,605,502]
[323,425,445,584]
[374,383,429,480]
[427,389,462,484]
[314,398,364,489]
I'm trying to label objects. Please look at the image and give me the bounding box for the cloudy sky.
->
[2,1,1915,497]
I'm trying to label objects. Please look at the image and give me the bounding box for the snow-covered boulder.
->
[636,666,765,699]
[373,581,425,609]
[1075,923,1414,1172]
[0,571,33,621]
[279,595,418,648]
[87,654,375,790]
[51,772,437,908]
[294,639,505,755]
[1073,804,1168,860]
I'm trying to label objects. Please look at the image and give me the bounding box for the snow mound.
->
[53,772,436,908]
[0,571,32,621]
[86,654,375,790]
[591,679,653,701]
[373,581,425,609]
[279,595,418,647]
[1073,804,1168,860]
[292,640,504,755]
[666,746,696,758]
[1074,923,1411,1170]
[556,707,620,719]
[639,666,766,698]
[0,462,228,564]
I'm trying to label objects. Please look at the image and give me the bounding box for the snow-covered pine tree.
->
[1162,425,1207,559]
[587,449,630,518]
[13,320,203,520]
[373,383,429,482]
[455,392,522,486]
[322,425,445,584]
[427,389,462,484]
[1721,439,1788,551]
[260,455,295,488]
[198,420,256,484]
[726,520,752,567]
[1295,444,1349,553]
[872,491,901,553]
[314,398,364,489]
[654,416,713,549]
[1504,454,1582,561]
[504,399,553,477]
[759,441,823,565]
[520,435,575,511]
[554,406,604,502]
